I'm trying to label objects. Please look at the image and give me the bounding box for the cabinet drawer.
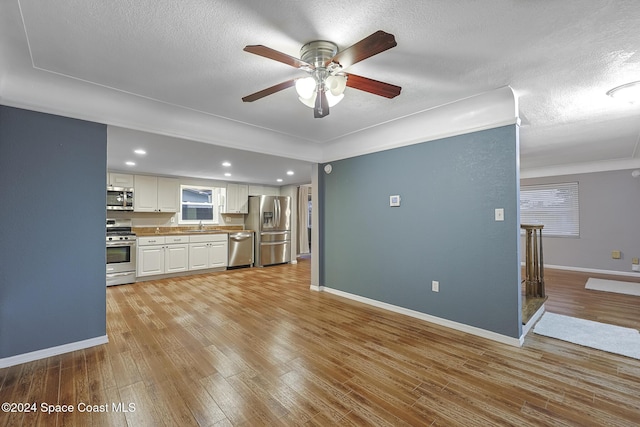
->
[188,233,227,243]
[166,235,189,244]
[138,236,166,246]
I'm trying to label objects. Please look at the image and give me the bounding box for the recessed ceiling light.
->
[287,170,294,175]
[277,178,283,182]
[224,173,231,177]
[222,161,231,167]
[125,161,136,166]
[134,149,146,155]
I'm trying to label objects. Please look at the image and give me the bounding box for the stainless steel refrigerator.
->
[246,195,291,267]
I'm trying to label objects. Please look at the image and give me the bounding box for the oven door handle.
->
[106,271,135,277]
[106,241,136,247]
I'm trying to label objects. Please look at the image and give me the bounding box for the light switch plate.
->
[390,195,401,207]
[495,208,504,221]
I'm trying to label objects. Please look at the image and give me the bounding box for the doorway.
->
[297,185,312,256]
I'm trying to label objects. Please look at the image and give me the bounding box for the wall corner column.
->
[311,163,321,289]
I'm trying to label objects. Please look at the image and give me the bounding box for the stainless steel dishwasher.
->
[228,231,254,267]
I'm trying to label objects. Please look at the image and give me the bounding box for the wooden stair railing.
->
[521,224,545,298]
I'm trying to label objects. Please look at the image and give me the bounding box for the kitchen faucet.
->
[199,220,204,230]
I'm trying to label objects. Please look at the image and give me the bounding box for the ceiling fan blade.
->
[345,73,401,98]
[314,89,329,118]
[242,79,296,102]
[244,45,312,69]
[329,30,397,68]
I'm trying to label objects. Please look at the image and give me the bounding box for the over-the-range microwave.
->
[106,186,134,211]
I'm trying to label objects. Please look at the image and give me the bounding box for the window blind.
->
[520,182,579,237]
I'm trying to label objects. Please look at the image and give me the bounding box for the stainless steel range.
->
[106,218,136,286]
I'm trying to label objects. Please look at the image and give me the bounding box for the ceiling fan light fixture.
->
[297,85,344,108]
[326,92,344,107]
[326,75,347,96]
[607,81,640,103]
[298,93,317,108]
[295,77,316,99]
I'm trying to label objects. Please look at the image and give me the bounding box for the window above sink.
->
[178,185,226,225]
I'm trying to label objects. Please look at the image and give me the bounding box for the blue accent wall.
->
[0,106,107,358]
[320,125,521,338]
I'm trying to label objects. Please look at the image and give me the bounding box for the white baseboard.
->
[0,335,109,369]
[521,304,545,338]
[317,286,522,347]
[520,262,640,278]
[309,284,322,292]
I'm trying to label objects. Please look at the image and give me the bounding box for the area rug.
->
[585,277,640,297]
[533,312,640,359]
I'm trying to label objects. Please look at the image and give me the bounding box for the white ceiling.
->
[1,0,640,184]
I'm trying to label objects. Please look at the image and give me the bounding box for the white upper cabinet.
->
[157,177,180,212]
[134,175,158,211]
[224,183,249,214]
[134,175,179,212]
[107,172,134,188]
[248,185,280,196]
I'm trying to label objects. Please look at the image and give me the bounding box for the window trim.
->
[178,185,223,225]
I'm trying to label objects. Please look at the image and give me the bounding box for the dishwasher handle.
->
[229,232,253,242]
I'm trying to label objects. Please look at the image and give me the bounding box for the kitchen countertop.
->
[133,226,252,237]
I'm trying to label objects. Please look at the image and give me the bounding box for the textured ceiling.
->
[1,0,640,183]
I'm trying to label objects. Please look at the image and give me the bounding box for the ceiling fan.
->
[242,30,402,118]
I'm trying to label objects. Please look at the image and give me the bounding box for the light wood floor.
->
[2,259,640,426]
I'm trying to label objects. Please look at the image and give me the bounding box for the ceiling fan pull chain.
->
[314,87,329,118]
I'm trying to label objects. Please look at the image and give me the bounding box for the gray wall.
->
[522,169,640,274]
[0,106,107,358]
[320,125,521,338]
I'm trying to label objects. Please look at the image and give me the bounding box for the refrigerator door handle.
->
[275,199,280,226]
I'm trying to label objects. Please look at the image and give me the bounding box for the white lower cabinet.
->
[137,236,189,277]
[137,234,228,278]
[138,244,165,276]
[164,243,189,273]
[189,234,228,270]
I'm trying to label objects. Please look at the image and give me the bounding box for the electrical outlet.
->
[633,258,639,265]
[495,208,504,221]
[432,280,439,292]
[612,250,621,259]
